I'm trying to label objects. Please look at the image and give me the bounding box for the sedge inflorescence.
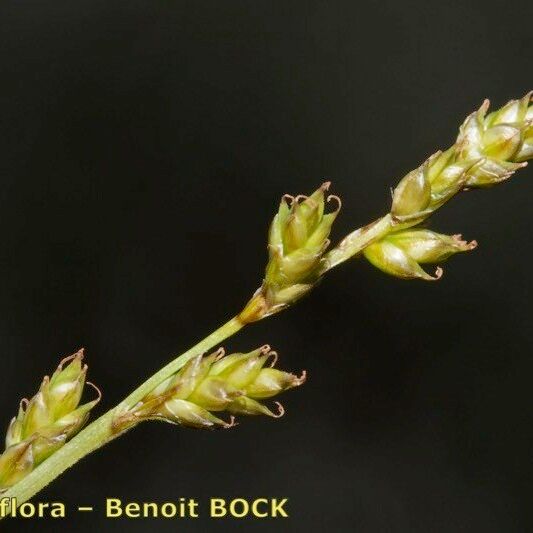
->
[114,346,306,431]
[323,92,532,280]
[239,182,340,322]
[1,92,531,507]
[0,350,100,491]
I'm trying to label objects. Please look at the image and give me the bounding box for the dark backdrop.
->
[0,1,531,532]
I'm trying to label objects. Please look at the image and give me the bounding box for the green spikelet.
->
[113,346,306,431]
[326,92,533,278]
[239,182,341,322]
[0,350,100,492]
[391,93,532,220]
[363,230,477,280]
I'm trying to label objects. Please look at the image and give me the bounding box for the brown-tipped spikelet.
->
[363,230,477,280]
[239,182,340,322]
[0,350,100,492]
[114,346,306,432]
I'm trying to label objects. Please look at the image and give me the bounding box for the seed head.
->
[363,230,476,281]
[239,182,340,322]
[114,346,306,431]
[328,93,532,277]
[0,350,100,491]
[457,94,531,187]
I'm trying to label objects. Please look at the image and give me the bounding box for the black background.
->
[1,1,532,532]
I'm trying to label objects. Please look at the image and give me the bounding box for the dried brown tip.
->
[266,350,278,368]
[58,348,85,370]
[432,267,444,280]
[86,381,103,404]
[294,194,309,203]
[272,402,285,418]
[282,194,295,205]
[223,416,238,429]
[293,370,307,386]
[320,181,332,191]
[452,235,478,250]
[259,344,271,354]
[326,194,342,213]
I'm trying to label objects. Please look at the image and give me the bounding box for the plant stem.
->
[324,214,393,270]
[119,316,243,409]
[2,316,244,509]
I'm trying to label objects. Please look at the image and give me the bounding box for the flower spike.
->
[239,182,341,322]
[113,346,306,432]
[0,350,100,492]
[325,92,532,278]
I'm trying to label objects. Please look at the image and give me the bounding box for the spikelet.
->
[113,346,306,431]
[326,92,532,278]
[0,350,100,492]
[363,230,477,280]
[392,93,532,219]
[239,182,341,322]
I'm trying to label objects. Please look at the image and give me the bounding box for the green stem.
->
[119,316,243,409]
[324,214,393,270]
[2,316,244,509]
